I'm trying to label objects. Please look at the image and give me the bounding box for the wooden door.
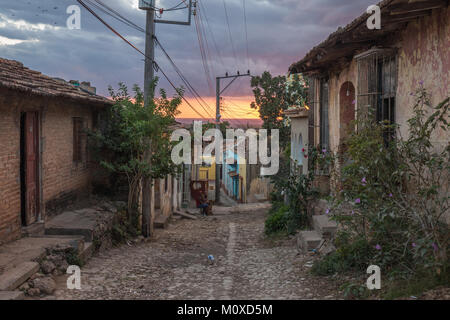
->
[24,112,39,224]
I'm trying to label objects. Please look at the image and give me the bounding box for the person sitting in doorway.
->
[198,191,209,216]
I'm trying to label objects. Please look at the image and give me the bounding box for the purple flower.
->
[375,244,382,251]
[355,198,361,204]
[432,243,438,252]
[325,209,330,215]
[419,80,424,86]
[350,210,355,215]
[361,177,367,185]
[389,193,393,198]
[352,100,356,105]
[412,243,417,248]
[322,148,327,153]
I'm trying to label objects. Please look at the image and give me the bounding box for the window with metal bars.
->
[356,48,397,142]
[306,76,317,148]
[320,78,330,150]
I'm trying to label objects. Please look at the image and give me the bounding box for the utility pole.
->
[140,0,193,237]
[215,71,251,204]
[141,5,155,238]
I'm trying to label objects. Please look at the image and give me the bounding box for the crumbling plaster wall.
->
[397,7,450,148]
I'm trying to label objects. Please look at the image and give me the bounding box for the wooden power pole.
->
[140,0,193,237]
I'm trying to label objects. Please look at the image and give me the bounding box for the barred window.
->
[356,48,397,141]
[319,78,330,150]
[306,76,317,148]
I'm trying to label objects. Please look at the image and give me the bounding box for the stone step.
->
[21,221,45,238]
[297,231,323,252]
[79,242,94,264]
[312,215,338,238]
[0,261,39,291]
[313,199,330,216]
[45,227,93,242]
[154,214,170,229]
[0,291,25,300]
[45,210,96,242]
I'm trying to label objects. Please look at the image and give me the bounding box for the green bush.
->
[316,87,449,295]
[264,204,289,235]
[312,235,373,276]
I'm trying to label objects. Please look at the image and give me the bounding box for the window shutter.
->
[320,78,330,149]
[306,76,317,148]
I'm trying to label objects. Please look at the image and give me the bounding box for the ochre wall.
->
[396,7,450,149]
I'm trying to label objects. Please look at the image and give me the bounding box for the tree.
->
[89,80,182,232]
[250,71,307,150]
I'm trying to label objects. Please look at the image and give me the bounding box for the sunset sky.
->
[0,0,376,119]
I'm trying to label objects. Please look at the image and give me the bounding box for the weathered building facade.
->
[0,58,112,244]
[289,0,449,194]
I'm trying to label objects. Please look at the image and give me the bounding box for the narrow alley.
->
[52,206,340,300]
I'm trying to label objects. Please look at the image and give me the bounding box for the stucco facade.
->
[289,3,449,200]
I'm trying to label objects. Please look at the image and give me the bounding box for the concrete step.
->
[79,242,94,264]
[0,291,25,300]
[312,215,338,238]
[297,231,323,252]
[21,221,45,238]
[0,261,39,291]
[154,214,170,229]
[45,210,96,241]
[313,199,330,216]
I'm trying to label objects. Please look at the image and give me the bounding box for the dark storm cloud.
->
[0,0,376,97]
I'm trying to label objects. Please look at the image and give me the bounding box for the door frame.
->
[20,111,41,226]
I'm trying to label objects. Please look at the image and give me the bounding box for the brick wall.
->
[41,97,93,217]
[0,97,21,245]
[0,88,101,244]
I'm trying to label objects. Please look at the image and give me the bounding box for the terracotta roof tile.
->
[0,57,113,106]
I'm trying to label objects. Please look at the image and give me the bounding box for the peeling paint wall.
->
[327,59,358,154]
[396,7,450,148]
[313,7,449,198]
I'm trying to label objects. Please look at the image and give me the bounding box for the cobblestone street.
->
[53,206,340,300]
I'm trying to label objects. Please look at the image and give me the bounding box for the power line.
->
[194,8,214,95]
[242,0,250,70]
[154,37,215,118]
[76,0,207,119]
[91,0,214,118]
[198,0,225,68]
[222,0,238,68]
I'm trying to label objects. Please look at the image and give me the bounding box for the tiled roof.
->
[289,0,447,74]
[0,57,113,106]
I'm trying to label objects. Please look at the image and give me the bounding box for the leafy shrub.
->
[312,235,373,276]
[323,87,449,285]
[264,204,289,235]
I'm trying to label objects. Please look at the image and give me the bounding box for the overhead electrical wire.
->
[222,0,238,68]
[154,36,215,118]
[76,0,207,119]
[242,0,250,70]
[197,0,225,68]
[89,0,215,118]
[194,7,214,96]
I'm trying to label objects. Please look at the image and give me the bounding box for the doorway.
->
[20,111,40,226]
[339,81,356,143]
